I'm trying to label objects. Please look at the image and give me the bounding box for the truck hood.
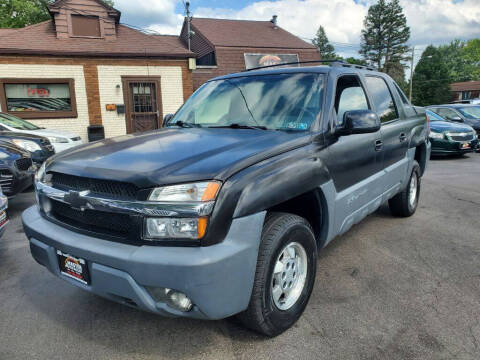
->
[47,128,311,188]
[430,121,474,133]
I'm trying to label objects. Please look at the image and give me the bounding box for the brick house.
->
[451,81,480,102]
[180,17,321,90]
[0,0,195,141]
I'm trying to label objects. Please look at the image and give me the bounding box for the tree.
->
[437,40,468,82]
[462,39,480,81]
[0,0,114,28]
[344,57,367,65]
[412,45,451,106]
[0,0,50,28]
[312,25,336,59]
[360,0,410,78]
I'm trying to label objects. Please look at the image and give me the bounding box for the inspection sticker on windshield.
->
[57,250,90,285]
[286,122,308,130]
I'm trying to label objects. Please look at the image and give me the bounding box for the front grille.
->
[0,169,14,192]
[50,172,138,200]
[49,199,135,238]
[449,133,474,142]
[15,157,33,171]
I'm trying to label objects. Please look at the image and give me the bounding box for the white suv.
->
[0,113,83,153]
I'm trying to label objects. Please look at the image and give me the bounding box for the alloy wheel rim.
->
[409,172,418,208]
[271,242,308,311]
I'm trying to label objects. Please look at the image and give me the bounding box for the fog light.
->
[146,286,193,312]
[165,288,193,312]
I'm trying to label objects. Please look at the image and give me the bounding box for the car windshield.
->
[457,106,480,119]
[171,73,325,131]
[0,113,41,130]
[426,110,445,122]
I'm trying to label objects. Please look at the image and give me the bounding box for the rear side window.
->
[365,76,398,123]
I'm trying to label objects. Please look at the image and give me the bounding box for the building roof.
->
[189,18,317,50]
[0,29,17,37]
[0,21,194,58]
[48,0,121,23]
[451,81,480,92]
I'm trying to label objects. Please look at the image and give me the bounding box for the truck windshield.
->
[172,73,324,131]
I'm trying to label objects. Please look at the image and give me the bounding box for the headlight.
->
[47,136,69,143]
[145,217,208,239]
[146,181,221,240]
[148,181,221,202]
[12,139,41,152]
[429,131,444,139]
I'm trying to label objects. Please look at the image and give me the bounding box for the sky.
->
[113,0,480,62]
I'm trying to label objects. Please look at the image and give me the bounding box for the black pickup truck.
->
[23,63,430,336]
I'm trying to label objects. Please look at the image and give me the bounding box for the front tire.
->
[388,160,421,217]
[237,213,317,337]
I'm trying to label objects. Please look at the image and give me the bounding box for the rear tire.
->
[237,212,317,337]
[389,160,421,217]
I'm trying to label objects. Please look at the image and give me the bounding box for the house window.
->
[196,52,216,66]
[462,91,472,100]
[0,79,77,119]
[71,14,101,37]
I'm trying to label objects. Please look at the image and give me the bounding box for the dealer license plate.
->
[57,250,90,285]
[462,143,470,149]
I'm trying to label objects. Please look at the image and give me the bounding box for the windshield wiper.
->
[208,123,268,130]
[172,121,201,128]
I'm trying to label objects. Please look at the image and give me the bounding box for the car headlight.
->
[12,139,41,152]
[146,181,221,240]
[47,136,69,143]
[148,181,221,202]
[429,131,444,139]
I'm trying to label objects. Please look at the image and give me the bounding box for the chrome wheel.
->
[408,172,418,208]
[271,242,308,311]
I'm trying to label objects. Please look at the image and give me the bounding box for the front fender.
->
[201,144,331,246]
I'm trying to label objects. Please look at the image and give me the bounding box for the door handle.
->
[375,139,383,152]
[399,133,407,142]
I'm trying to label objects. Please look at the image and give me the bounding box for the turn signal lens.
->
[197,217,208,239]
[201,182,220,201]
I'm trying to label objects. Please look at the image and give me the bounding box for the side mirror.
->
[337,110,380,135]
[163,114,174,126]
[447,115,463,122]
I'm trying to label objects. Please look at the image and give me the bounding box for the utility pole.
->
[409,46,415,102]
[186,1,192,51]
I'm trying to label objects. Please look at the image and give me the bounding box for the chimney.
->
[271,15,278,28]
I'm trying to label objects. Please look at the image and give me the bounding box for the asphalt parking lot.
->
[0,154,479,360]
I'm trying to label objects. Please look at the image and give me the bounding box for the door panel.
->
[322,74,384,218]
[364,76,409,169]
[122,78,162,134]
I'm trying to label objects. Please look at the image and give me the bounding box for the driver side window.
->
[334,76,369,126]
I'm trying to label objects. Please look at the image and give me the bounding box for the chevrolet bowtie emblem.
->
[63,190,91,211]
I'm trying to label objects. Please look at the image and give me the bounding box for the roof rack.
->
[243,59,378,72]
[331,62,377,71]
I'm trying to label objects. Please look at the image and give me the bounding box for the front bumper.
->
[22,206,265,320]
[430,138,478,155]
